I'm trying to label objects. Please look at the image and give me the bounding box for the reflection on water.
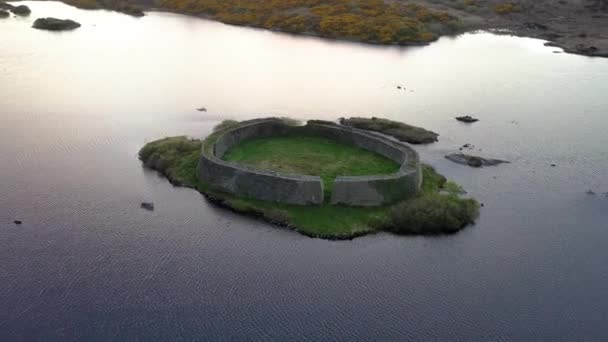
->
[1,1,608,340]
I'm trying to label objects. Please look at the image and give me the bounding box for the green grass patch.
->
[139,133,479,239]
[222,135,400,195]
[138,136,201,187]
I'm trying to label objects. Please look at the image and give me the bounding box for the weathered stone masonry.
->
[197,119,421,206]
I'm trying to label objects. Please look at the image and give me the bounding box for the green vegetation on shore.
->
[139,126,479,239]
[56,0,144,16]
[139,136,201,187]
[222,135,400,196]
[56,0,462,44]
[159,0,462,44]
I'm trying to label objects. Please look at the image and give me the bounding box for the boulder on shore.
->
[445,153,509,168]
[33,17,81,31]
[11,4,30,16]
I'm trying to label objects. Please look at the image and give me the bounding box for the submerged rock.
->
[33,18,81,31]
[455,115,479,123]
[445,153,509,168]
[140,202,155,211]
[11,4,30,16]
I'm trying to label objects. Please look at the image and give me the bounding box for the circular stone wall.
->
[197,119,422,206]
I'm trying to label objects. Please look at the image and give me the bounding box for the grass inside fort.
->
[221,135,400,196]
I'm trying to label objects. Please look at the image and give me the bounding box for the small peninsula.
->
[139,118,479,239]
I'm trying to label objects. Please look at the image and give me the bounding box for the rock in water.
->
[445,153,509,168]
[13,220,22,225]
[141,202,155,211]
[0,9,9,18]
[197,107,207,112]
[455,115,479,123]
[11,5,30,16]
[33,18,81,31]
[0,1,13,10]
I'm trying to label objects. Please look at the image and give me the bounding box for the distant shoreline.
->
[150,3,608,58]
[14,0,608,57]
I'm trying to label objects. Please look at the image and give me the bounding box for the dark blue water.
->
[1,2,608,340]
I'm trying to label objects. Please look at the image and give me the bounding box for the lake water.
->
[2,1,608,340]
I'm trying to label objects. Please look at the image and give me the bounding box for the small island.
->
[139,118,479,239]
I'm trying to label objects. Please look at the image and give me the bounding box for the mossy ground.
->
[222,135,400,196]
[340,117,439,144]
[139,133,479,239]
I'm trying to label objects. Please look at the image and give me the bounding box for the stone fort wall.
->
[197,119,421,206]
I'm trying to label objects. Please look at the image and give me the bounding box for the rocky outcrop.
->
[455,115,479,123]
[0,2,31,16]
[339,117,439,144]
[11,4,30,16]
[445,153,509,168]
[33,18,81,31]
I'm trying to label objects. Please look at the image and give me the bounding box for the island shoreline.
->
[138,118,479,240]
